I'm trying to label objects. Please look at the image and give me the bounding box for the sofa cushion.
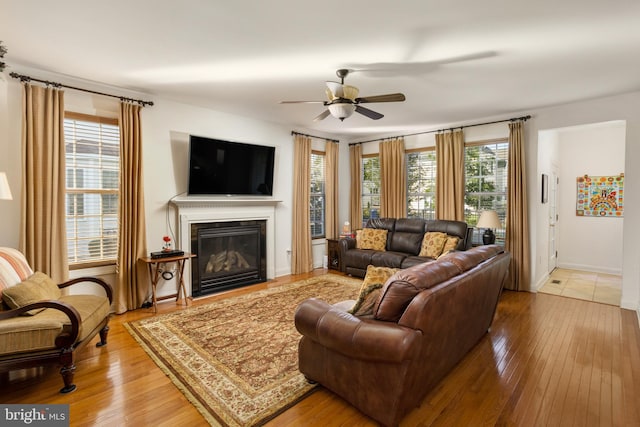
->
[419,232,448,258]
[388,232,423,255]
[371,251,407,269]
[343,249,374,270]
[0,294,110,355]
[2,272,62,315]
[374,261,462,322]
[350,265,398,316]
[400,256,436,269]
[356,228,388,251]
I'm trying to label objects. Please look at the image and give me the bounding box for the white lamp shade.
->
[328,103,356,120]
[0,172,12,200]
[476,210,501,229]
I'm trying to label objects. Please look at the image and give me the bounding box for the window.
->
[361,155,380,227]
[64,112,120,265]
[310,151,325,238]
[406,149,437,220]
[464,140,508,244]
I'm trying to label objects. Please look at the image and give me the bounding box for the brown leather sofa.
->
[339,218,472,277]
[294,245,510,426]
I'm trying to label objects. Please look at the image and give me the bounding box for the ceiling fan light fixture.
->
[328,103,356,121]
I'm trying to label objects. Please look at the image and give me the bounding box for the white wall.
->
[525,92,640,312]
[0,71,296,300]
[555,122,625,274]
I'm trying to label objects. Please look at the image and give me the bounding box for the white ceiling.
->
[2,0,640,140]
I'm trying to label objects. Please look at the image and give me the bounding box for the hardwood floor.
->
[2,269,639,426]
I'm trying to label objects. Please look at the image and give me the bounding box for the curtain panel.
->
[291,135,313,274]
[435,130,465,221]
[349,144,362,230]
[505,121,531,291]
[19,84,69,283]
[115,102,149,313]
[380,138,406,218]
[325,141,339,239]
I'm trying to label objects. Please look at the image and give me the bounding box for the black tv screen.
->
[188,135,275,196]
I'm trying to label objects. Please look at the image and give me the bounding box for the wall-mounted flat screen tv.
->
[188,135,275,196]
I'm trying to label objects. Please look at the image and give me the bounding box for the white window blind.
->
[64,113,120,265]
[464,140,508,244]
[406,149,437,220]
[361,155,380,227]
[310,151,325,238]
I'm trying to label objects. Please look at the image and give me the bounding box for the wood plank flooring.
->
[2,270,639,426]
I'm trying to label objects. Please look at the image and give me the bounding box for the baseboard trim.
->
[556,262,622,276]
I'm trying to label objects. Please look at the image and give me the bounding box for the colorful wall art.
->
[576,174,624,217]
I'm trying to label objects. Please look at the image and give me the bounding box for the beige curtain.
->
[349,144,362,230]
[115,102,149,313]
[505,121,531,291]
[380,138,406,218]
[325,140,339,239]
[291,134,313,274]
[19,84,68,283]
[435,130,465,221]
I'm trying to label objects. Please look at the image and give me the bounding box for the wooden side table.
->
[139,253,196,313]
[326,239,342,271]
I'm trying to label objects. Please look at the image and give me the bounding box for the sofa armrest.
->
[295,298,421,363]
[59,277,113,304]
[0,300,81,348]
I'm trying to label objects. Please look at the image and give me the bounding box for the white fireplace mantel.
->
[170,195,282,296]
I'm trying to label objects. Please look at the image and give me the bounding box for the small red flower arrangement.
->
[162,235,172,251]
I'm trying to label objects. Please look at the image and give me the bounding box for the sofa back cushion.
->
[373,261,462,322]
[365,218,396,231]
[373,245,505,322]
[425,220,469,250]
[0,248,34,304]
[387,218,425,254]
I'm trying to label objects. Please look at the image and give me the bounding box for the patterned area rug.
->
[125,274,361,427]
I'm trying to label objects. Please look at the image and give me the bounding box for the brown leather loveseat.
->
[294,245,510,426]
[339,217,472,278]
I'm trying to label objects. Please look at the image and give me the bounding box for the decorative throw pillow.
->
[419,232,448,258]
[355,228,388,251]
[442,235,460,253]
[1,271,61,315]
[349,265,398,316]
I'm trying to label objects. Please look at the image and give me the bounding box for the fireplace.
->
[171,195,280,298]
[191,220,267,296]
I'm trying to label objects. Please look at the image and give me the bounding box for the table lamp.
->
[476,210,501,245]
[0,172,12,200]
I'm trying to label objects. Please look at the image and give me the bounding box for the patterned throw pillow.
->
[419,232,448,258]
[349,265,398,316]
[442,235,460,253]
[355,228,388,251]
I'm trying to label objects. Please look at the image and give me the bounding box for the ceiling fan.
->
[280,69,405,121]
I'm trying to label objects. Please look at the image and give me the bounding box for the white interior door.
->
[548,170,559,273]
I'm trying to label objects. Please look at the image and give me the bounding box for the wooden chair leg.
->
[59,362,76,394]
[96,325,109,348]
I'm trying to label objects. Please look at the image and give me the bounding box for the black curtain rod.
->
[291,130,339,143]
[349,114,531,145]
[9,72,154,107]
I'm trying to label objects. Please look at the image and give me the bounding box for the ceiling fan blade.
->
[280,100,325,104]
[313,109,331,122]
[347,51,497,76]
[355,105,384,120]
[356,93,406,103]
